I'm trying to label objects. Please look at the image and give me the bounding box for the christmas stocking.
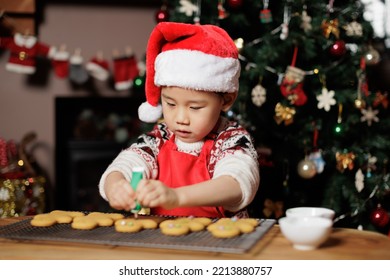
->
[127,54,139,82]
[86,53,110,81]
[279,47,307,106]
[280,65,307,106]
[112,49,139,91]
[69,49,89,85]
[113,56,131,91]
[52,46,69,78]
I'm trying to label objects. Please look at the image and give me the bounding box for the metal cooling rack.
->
[0,218,276,254]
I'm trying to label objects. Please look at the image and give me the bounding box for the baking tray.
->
[0,218,276,254]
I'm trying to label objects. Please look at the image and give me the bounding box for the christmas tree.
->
[151,0,390,235]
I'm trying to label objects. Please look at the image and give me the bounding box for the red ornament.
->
[155,8,169,23]
[329,40,346,57]
[370,205,390,228]
[227,0,243,9]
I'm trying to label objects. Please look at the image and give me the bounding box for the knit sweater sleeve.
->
[210,119,260,212]
[213,153,259,212]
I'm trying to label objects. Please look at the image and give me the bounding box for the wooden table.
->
[0,217,389,260]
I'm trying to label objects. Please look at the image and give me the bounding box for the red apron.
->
[153,136,225,218]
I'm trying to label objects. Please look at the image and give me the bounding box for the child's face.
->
[161,86,229,143]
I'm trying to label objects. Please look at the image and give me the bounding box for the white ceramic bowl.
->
[286,207,335,220]
[279,216,333,250]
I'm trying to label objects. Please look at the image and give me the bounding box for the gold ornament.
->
[335,152,356,172]
[274,103,296,125]
[354,98,366,109]
[297,158,317,179]
[321,19,340,39]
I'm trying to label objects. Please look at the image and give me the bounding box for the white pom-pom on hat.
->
[139,22,240,123]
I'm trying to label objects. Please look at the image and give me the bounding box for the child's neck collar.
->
[174,138,204,153]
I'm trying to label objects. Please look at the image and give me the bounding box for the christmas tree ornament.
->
[307,123,325,173]
[0,32,56,74]
[335,151,356,172]
[360,0,387,38]
[280,67,307,106]
[300,6,312,33]
[344,20,363,37]
[178,0,199,17]
[365,154,377,178]
[297,157,317,179]
[155,3,170,23]
[370,204,390,228]
[360,106,379,126]
[280,47,307,105]
[274,103,295,125]
[321,19,340,39]
[69,48,89,85]
[355,60,368,109]
[227,0,243,9]
[317,85,336,112]
[51,44,69,79]
[364,45,381,65]
[279,5,291,40]
[234,38,244,52]
[329,40,347,57]
[86,52,110,81]
[308,150,326,174]
[372,91,389,109]
[251,83,267,107]
[355,168,365,193]
[260,0,272,24]
[218,0,228,20]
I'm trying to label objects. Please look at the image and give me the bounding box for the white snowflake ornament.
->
[317,87,336,111]
[251,84,267,107]
[178,0,199,17]
[360,106,379,126]
[344,21,363,37]
[355,168,365,193]
[300,10,312,32]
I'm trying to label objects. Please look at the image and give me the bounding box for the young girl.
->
[99,22,260,218]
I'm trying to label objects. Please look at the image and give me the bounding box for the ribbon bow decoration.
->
[274,103,296,125]
[321,19,340,39]
[335,151,356,172]
[373,92,388,109]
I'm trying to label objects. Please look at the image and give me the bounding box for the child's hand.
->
[104,172,137,211]
[136,179,179,210]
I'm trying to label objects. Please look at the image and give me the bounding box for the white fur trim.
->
[70,55,83,65]
[155,49,240,93]
[138,101,162,123]
[6,63,35,74]
[48,46,57,59]
[86,62,109,81]
[53,50,69,61]
[14,33,37,48]
[115,80,132,91]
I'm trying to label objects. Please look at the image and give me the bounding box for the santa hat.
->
[138,22,241,123]
[86,56,110,81]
